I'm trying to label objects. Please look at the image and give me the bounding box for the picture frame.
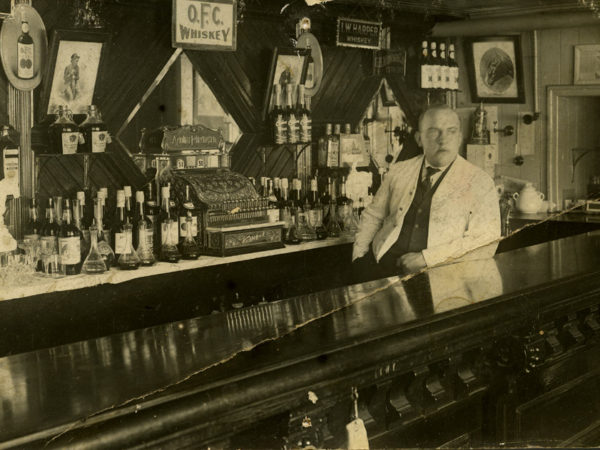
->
[573,44,600,84]
[464,35,525,103]
[262,47,309,120]
[38,29,110,120]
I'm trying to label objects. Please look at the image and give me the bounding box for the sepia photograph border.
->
[464,35,525,104]
[38,29,110,121]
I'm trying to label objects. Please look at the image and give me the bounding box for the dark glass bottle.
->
[48,106,79,155]
[133,190,155,266]
[93,198,115,268]
[17,20,34,80]
[290,178,303,211]
[158,186,180,262]
[24,198,42,240]
[145,182,160,254]
[297,84,312,144]
[123,185,134,224]
[180,211,200,259]
[58,199,82,275]
[78,105,108,153]
[178,185,198,245]
[41,197,59,251]
[111,190,127,258]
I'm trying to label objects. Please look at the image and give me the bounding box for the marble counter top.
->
[0,236,354,302]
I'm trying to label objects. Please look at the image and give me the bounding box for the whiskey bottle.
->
[285,84,299,144]
[41,197,59,254]
[430,41,440,90]
[93,198,115,268]
[439,42,449,90]
[178,185,198,244]
[111,190,127,258]
[24,197,42,241]
[420,40,430,90]
[48,106,79,155]
[448,44,459,91]
[78,105,108,153]
[58,199,82,275]
[326,125,340,168]
[297,84,312,144]
[76,190,92,244]
[158,186,180,262]
[318,124,331,168]
[134,190,155,266]
[123,185,134,224]
[17,20,34,80]
[272,84,286,145]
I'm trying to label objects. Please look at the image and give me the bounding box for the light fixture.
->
[296,16,311,37]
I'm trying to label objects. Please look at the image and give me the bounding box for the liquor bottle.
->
[145,182,160,254]
[279,178,292,240]
[429,41,440,90]
[1,126,19,191]
[78,105,108,153]
[82,224,107,274]
[439,42,449,90]
[325,202,342,238]
[73,195,89,262]
[318,124,331,168]
[285,84,299,144]
[58,199,82,275]
[272,84,286,145]
[134,190,155,266]
[273,177,281,201]
[117,222,141,270]
[41,197,59,254]
[123,185,134,224]
[326,125,340,168]
[420,40,430,90]
[24,197,42,241]
[17,20,34,80]
[297,84,312,144]
[98,187,112,233]
[337,176,352,230]
[158,186,180,262]
[111,190,127,258]
[179,211,200,259]
[448,44,459,91]
[93,199,115,269]
[290,178,303,210]
[178,185,198,244]
[321,177,333,221]
[76,191,92,244]
[48,106,80,155]
[266,179,280,223]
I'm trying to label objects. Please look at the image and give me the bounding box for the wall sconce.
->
[493,121,514,137]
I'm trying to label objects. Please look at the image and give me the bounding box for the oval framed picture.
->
[0,4,48,91]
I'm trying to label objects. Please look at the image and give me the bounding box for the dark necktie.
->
[423,166,441,190]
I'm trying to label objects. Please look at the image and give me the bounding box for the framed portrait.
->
[464,36,525,103]
[262,47,309,120]
[574,44,600,84]
[39,29,110,120]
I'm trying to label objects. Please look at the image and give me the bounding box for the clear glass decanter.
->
[82,224,107,274]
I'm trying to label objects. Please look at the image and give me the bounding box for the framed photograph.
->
[39,29,110,119]
[464,36,525,103]
[574,44,600,84]
[262,47,309,120]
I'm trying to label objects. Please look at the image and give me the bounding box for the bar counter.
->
[2,232,600,448]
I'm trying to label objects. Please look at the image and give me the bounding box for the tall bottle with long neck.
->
[76,190,91,244]
[159,186,180,262]
[272,84,286,145]
[178,185,198,245]
[41,197,59,254]
[59,199,82,275]
[123,186,134,224]
[93,197,115,268]
[145,182,160,254]
[297,84,312,144]
[24,197,42,241]
[285,84,299,144]
[134,190,155,266]
[111,190,127,258]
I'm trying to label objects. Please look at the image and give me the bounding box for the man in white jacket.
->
[352,105,500,280]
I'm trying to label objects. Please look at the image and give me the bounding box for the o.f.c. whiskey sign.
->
[172,0,237,51]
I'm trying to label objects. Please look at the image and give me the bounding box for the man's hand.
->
[397,252,427,274]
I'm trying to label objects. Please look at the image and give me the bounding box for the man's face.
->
[416,109,462,167]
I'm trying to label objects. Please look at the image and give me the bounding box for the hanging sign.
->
[172,0,237,51]
[336,17,382,50]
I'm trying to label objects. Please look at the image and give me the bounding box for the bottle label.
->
[287,114,299,144]
[178,215,198,237]
[310,179,318,191]
[3,148,19,183]
[275,113,286,144]
[114,232,131,255]
[91,131,107,153]
[17,43,34,79]
[442,66,450,90]
[326,139,340,167]
[59,236,80,264]
[161,221,179,246]
[40,235,58,253]
[62,132,79,154]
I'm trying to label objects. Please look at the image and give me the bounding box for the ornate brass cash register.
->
[171,169,284,256]
[134,124,284,256]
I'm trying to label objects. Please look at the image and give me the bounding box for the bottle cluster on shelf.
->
[419,39,459,91]
[251,174,371,245]
[270,83,312,145]
[23,182,203,276]
[316,123,359,168]
[44,104,110,155]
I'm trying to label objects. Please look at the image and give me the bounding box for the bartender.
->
[352,104,500,281]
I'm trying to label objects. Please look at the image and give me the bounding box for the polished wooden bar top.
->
[0,235,353,302]
[2,231,600,446]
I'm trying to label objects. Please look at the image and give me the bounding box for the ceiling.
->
[333,0,588,19]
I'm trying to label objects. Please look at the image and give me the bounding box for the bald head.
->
[415,105,462,167]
